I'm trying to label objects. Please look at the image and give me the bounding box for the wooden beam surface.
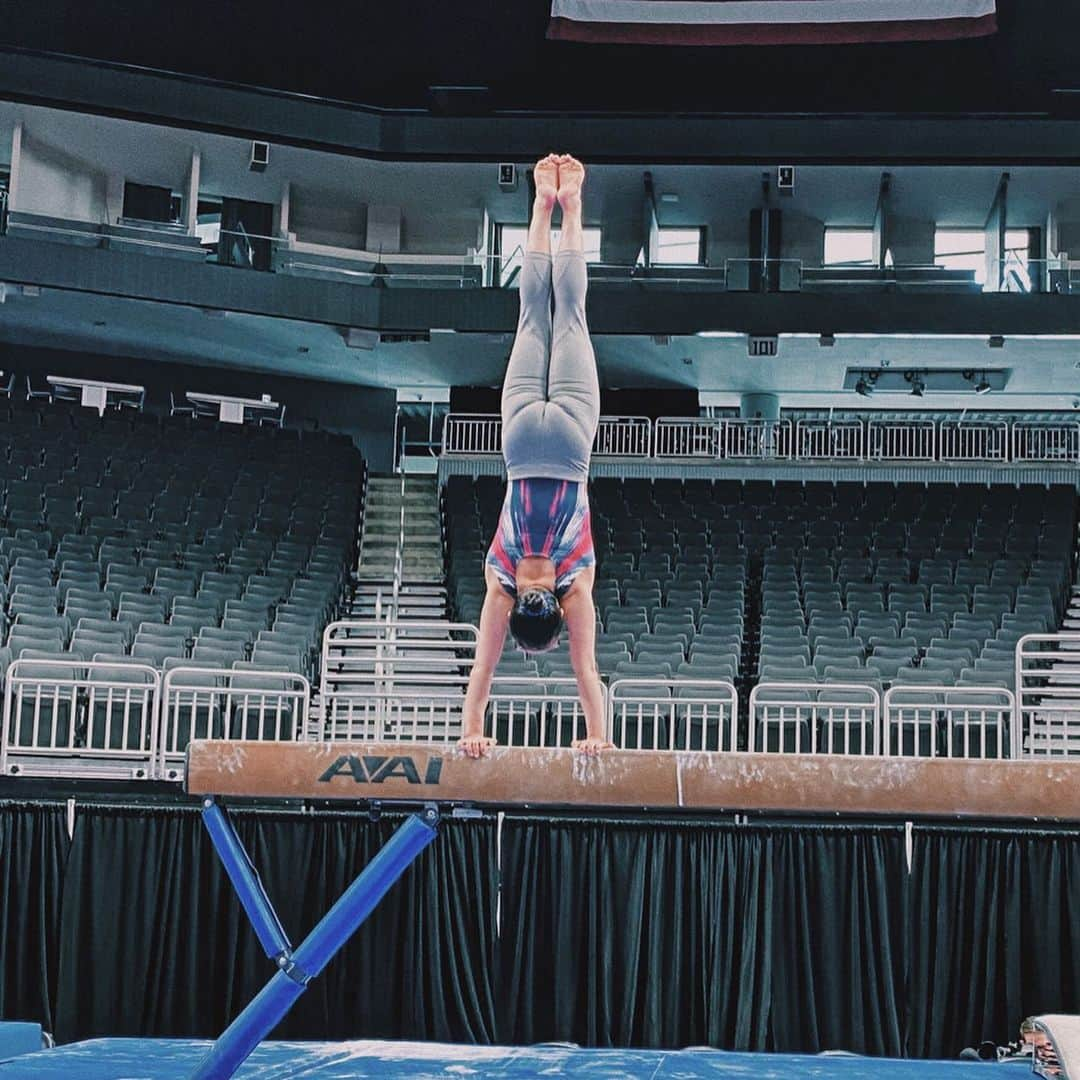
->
[185,741,1080,820]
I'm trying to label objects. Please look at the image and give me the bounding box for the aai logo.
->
[317,754,443,786]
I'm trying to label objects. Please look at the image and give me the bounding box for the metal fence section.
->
[608,679,738,751]
[748,682,881,755]
[594,416,652,457]
[158,667,311,779]
[320,620,478,741]
[867,418,937,462]
[490,676,606,748]
[1,659,160,780]
[938,419,1010,463]
[1016,633,1080,756]
[795,419,865,461]
[442,414,503,455]
[1012,422,1080,464]
[883,685,1017,759]
[723,419,793,461]
[653,418,721,459]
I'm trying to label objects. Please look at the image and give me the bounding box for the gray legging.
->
[501,249,600,483]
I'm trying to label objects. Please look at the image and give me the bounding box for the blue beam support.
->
[190,804,439,1080]
[200,799,291,961]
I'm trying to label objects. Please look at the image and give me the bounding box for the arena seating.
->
[444,477,1076,693]
[0,398,363,684]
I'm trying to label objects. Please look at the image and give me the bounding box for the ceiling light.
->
[696,331,741,339]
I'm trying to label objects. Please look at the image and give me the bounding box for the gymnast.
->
[459,154,611,759]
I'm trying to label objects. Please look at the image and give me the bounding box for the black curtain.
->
[497,817,905,1055]
[907,826,1080,1060]
[0,802,69,1033]
[55,807,497,1045]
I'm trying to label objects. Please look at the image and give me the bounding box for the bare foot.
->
[556,154,585,210]
[533,154,560,212]
[571,737,613,756]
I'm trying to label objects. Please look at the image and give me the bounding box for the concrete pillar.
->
[8,122,21,211]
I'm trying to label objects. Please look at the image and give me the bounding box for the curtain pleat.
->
[0,802,69,1032]
[907,826,1080,1059]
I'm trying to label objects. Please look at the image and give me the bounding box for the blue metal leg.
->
[190,807,439,1080]
[201,799,291,961]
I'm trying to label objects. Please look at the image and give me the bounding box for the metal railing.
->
[938,419,1010,463]
[883,685,1017,759]
[653,418,721,459]
[1012,422,1080,465]
[442,413,1080,469]
[748,682,881,755]
[1016,633,1080,757]
[158,667,311,779]
[867,418,937,462]
[609,678,738,751]
[594,417,652,457]
[0,659,160,779]
[795,419,865,461]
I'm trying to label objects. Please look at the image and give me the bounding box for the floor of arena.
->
[0,1037,1006,1078]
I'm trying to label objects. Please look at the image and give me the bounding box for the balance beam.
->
[186,741,1080,821]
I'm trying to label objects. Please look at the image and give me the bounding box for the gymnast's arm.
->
[562,573,613,755]
[459,569,514,758]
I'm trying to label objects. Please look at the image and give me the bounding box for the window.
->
[935,227,1031,289]
[824,228,874,266]
[497,224,602,286]
[655,227,704,265]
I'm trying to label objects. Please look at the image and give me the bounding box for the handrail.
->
[442,413,1080,468]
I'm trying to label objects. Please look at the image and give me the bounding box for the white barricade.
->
[594,416,652,458]
[795,419,865,461]
[748,682,880,755]
[866,419,936,461]
[158,667,310,780]
[883,685,1017,759]
[442,414,503,455]
[1016,633,1080,756]
[1012,422,1080,464]
[608,679,738,752]
[490,676,605,748]
[653,417,721,459]
[938,420,1010,463]
[723,419,793,461]
[320,620,478,741]
[0,659,160,780]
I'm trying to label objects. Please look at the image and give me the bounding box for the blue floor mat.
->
[0,1037,1007,1079]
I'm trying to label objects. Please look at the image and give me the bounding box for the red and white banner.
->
[547,1,997,45]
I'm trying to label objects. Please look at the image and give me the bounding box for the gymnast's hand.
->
[458,733,497,759]
[572,737,614,756]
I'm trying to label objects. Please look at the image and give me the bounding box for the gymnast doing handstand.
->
[459,154,611,758]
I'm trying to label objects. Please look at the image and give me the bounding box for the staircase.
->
[352,474,447,623]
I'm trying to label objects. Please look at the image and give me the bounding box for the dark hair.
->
[509,587,563,653]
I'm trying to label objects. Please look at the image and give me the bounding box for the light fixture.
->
[904,370,925,398]
[819,333,835,348]
[988,335,1005,349]
[975,374,992,394]
[855,376,871,397]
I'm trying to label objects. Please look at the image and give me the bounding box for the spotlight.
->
[904,370,925,398]
[975,375,992,395]
[988,335,1005,349]
[855,376,871,397]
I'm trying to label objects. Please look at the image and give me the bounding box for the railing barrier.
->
[1016,633,1080,757]
[609,678,738,751]
[0,659,160,780]
[882,685,1017,759]
[748,682,881,755]
[158,667,311,780]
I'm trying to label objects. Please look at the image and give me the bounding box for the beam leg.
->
[189,808,438,1080]
[201,798,291,961]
